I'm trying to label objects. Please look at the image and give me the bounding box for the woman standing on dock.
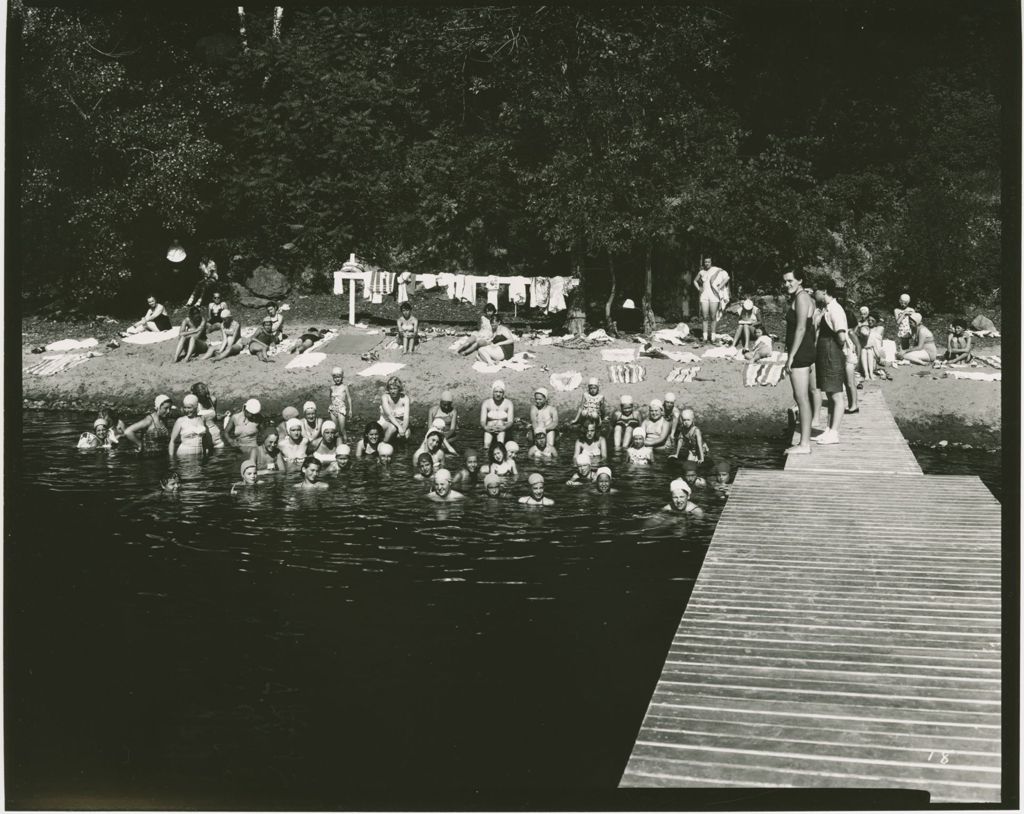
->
[783,269,818,455]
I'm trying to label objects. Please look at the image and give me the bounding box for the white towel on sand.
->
[122,328,179,345]
[45,337,99,352]
[285,352,326,370]
[948,370,1001,382]
[702,345,740,359]
[357,362,407,377]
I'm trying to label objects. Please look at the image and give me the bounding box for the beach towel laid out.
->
[966,329,1000,338]
[661,350,702,365]
[25,351,102,376]
[744,361,788,387]
[977,355,1001,369]
[357,362,407,378]
[608,362,646,384]
[652,324,691,345]
[702,345,740,359]
[947,371,1001,382]
[318,332,383,355]
[285,352,327,371]
[472,351,536,374]
[585,328,615,343]
[601,348,638,363]
[549,371,583,392]
[45,337,99,352]
[667,365,701,383]
[121,328,179,345]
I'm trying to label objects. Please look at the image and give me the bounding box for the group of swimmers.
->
[77,371,731,517]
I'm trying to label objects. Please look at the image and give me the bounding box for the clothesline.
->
[332,253,578,325]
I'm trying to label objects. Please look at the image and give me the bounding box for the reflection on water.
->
[7,412,1000,807]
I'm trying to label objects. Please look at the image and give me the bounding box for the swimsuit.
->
[330,385,349,417]
[379,396,408,429]
[139,412,170,452]
[577,439,604,461]
[613,410,640,431]
[815,306,846,393]
[681,427,708,462]
[785,292,817,368]
[197,405,224,448]
[252,446,281,470]
[485,400,511,430]
[643,418,668,446]
[301,418,323,444]
[313,443,340,465]
[278,437,308,462]
[580,392,604,420]
[176,416,208,454]
[627,446,652,464]
[232,416,260,447]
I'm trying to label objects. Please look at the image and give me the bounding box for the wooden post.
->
[348,278,356,325]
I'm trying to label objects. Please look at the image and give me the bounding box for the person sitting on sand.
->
[529,430,558,460]
[413,452,436,485]
[248,315,279,362]
[427,390,459,443]
[457,303,496,356]
[249,429,285,472]
[519,472,554,506]
[670,408,707,463]
[224,398,263,451]
[266,302,285,340]
[574,419,606,464]
[355,422,382,458]
[377,442,394,468]
[300,401,324,446]
[627,427,654,464]
[172,306,208,363]
[731,298,762,351]
[571,377,608,426]
[207,291,227,327]
[611,394,641,451]
[231,460,260,495]
[397,302,419,354]
[168,394,214,456]
[475,312,516,365]
[662,478,704,518]
[126,296,173,335]
[295,456,328,490]
[641,399,672,448]
[566,451,598,486]
[743,325,774,362]
[594,466,615,494]
[482,472,505,498]
[328,367,353,441]
[124,394,174,451]
[378,376,411,443]
[310,421,343,470]
[428,468,464,502]
[680,459,708,490]
[201,309,244,362]
[530,387,559,447]
[292,327,328,354]
[943,319,974,363]
[452,449,482,491]
[278,418,310,465]
[480,380,514,447]
[896,312,937,366]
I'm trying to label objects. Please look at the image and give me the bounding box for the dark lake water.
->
[6,412,1002,809]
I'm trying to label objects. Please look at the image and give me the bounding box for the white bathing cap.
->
[492,379,505,392]
[664,392,676,402]
[670,477,692,495]
[434,468,452,483]
[377,442,394,456]
[620,394,634,404]
[285,418,302,430]
[505,440,520,454]
[743,298,754,310]
[154,394,171,410]
[432,417,446,430]
[331,366,343,375]
[321,420,337,432]
[303,401,316,412]
[183,394,199,407]
[631,427,646,438]
[336,443,351,456]
[220,309,232,318]
[587,377,600,386]
[527,472,544,485]
[596,466,612,479]
[245,398,261,414]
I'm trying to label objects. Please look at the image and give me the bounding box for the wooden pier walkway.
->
[620,387,1002,803]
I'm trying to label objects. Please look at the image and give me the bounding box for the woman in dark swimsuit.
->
[783,270,818,455]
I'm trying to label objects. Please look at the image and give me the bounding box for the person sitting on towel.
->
[266,302,285,340]
[457,303,496,356]
[248,316,279,362]
[743,324,774,361]
[476,311,517,364]
[127,296,173,334]
[943,319,974,364]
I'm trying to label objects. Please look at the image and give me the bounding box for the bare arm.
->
[123,415,152,448]
[786,292,811,372]
[167,418,182,456]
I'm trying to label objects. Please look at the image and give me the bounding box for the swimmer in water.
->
[249,429,286,472]
[593,466,615,494]
[191,382,224,449]
[377,442,394,467]
[231,460,260,495]
[277,406,300,439]
[670,407,708,463]
[482,440,517,481]
[452,449,481,491]
[224,398,263,451]
[355,421,382,458]
[519,472,554,506]
[566,451,597,486]
[159,473,181,493]
[423,417,458,455]
[612,394,641,450]
[712,460,731,493]
[627,426,654,464]
[427,390,459,443]
[571,377,607,426]
[681,459,708,489]
[168,393,213,456]
[483,472,505,498]
[662,478,704,518]
[309,420,343,471]
[78,416,118,449]
[335,443,352,472]
[662,392,680,438]
[300,401,324,446]
[573,419,606,464]
[295,456,328,490]
[413,451,436,484]
[413,430,447,473]
[480,379,514,447]
[123,394,174,451]
[504,439,520,464]
[428,468,464,501]
[328,367,353,442]
[530,387,559,448]
[528,430,558,460]
[278,418,310,465]
[641,398,672,448]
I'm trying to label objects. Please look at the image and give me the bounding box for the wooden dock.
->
[620,387,1002,803]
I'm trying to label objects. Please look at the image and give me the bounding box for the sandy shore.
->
[22,322,1002,448]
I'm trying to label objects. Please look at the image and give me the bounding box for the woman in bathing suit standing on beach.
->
[783,269,819,455]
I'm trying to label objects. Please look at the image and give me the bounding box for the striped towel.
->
[25,351,102,376]
[977,355,1001,369]
[608,362,646,383]
[667,366,701,383]
[744,361,788,387]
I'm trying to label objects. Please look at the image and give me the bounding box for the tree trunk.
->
[564,245,586,336]
[604,251,617,334]
[641,244,657,336]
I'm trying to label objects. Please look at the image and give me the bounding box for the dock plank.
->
[620,388,1002,803]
